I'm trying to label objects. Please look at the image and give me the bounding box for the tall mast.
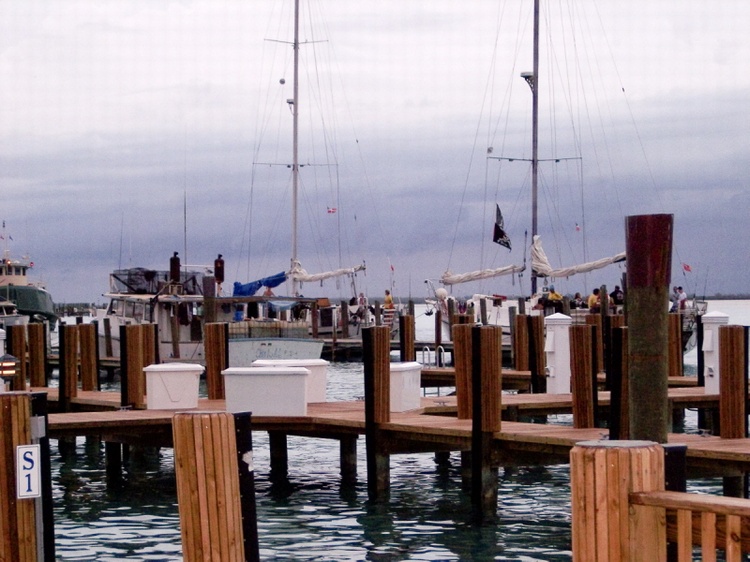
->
[530,0,540,295]
[291,0,300,296]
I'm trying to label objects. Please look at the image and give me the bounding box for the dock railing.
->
[572,440,750,561]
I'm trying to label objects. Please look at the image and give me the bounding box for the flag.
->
[327,207,337,214]
[575,223,581,232]
[492,204,511,250]
[682,263,692,272]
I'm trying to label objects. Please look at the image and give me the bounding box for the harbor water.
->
[50,300,750,561]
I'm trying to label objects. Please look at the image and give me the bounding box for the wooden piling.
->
[584,314,604,375]
[364,326,391,501]
[7,325,28,391]
[609,327,629,440]
[626,213,673,443]
[718,325,748,440]
[527,315,546,393]
[27,323,47,388]
[453,324,473,420]
[399,314,415,362]
[103,317,114,358]
[204,322,227,400]
[59,325,79,411]
[120,324,146,409]
[570,440,665,562]
[570,324,596,429]
[471,325,502,521]
[667,313,683,378]
[172,411,246,562]
[0,392,38,562]
[79,323,98,391]
[434,309,443,367]
[513,314,529,371]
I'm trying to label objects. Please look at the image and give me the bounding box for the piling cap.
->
[576,440,658,449]
[544,312,572,325]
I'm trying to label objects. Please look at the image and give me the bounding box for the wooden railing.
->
[630,490,750,561]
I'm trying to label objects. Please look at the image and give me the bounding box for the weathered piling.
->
[471,325,502,522]
[399,314,415,362]
[204,322,228,400]
[718,325,748,441]
[120,324,148,409]
[571,440,666,562]
[58,324,79,412]
[627,213,673,443]
[27,324,47,388]
[570,324,597,429]
[513,314,529,371]
[608,327,629,440]
[0,393,39,561]
[7,325,28,391]
[364,326,391,501]
[79,323,99,391]
[667,313,683,378]
[453,324,473,419]
[585,314,604,375]
[527,315,545,393]
[172,410,255,561]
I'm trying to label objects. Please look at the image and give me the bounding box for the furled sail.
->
[232,271,287,296]
[440,264,525,285]
[531,235,625,278]
[288,260,366,284]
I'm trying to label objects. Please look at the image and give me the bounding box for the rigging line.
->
[446,0,510,274]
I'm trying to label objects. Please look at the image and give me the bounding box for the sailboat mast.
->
[291,0,301,296]
[530,0,540,295]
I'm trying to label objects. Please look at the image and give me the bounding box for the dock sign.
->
[16,444,41,499]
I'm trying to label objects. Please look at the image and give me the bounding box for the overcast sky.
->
[1,0,749,305]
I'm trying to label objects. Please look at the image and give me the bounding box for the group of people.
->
[558,284,625,314]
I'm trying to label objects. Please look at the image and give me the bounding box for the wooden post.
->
[399,314,415,362]
[453,324,473,420]
[340,300,350,339]
[364,326,391,501]
[59,324,79,411]
[8,325,28,391]
[311,302,319,339]
[120,324,146,409]
[202,275,217,324]
[141,323,157,368]
[667,313,683,377]
[570,324,596,429]
[585,314,604,375]
[479,299,488,325]
[471,325,502,522]
[79,323,98,391]
[0,392,39,561]
[513,314,529,371]
[172,411,248,562]
[434,309,443,367]
[204,322,227,400]
[340,436,358,485]
[103,317,114,358]
[627,213,673,443]
[570,440,666,562]
[719,325,748,440]
[27,324,47,388]
[609,327,629,440]
[527,315,546,393]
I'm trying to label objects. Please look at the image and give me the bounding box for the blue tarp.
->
[232,271,287,296]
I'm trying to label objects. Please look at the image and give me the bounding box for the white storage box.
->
[251,358,329,402]
[143,363,203,410]
[222,367,310,416]
[389,361,422,412]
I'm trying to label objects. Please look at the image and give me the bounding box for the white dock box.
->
[143,363,203,410]
[390,361,422,412]
[252,358,329,402]
[222,366,309,416]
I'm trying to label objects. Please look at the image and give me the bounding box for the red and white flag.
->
[327,207,337,214]
[682,263,692,272]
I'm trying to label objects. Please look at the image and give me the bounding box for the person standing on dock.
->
[384,289,394,309]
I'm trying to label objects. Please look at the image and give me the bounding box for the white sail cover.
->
[288,260,366,283]
[531,235,625,278]
[440,264,525,285]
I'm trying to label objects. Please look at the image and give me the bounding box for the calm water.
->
[50,301,748,561]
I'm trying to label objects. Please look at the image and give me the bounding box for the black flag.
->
[492,204,511,250]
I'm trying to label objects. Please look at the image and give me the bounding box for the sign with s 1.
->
[16,444,41,499]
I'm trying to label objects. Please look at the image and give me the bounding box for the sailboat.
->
[233,0,367,336]
[427,0,702,352]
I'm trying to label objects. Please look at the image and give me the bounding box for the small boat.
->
[97,256,323,364]
[0,298,28,330]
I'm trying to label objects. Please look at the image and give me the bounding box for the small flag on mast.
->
[682,263,692,272]
[327,207,337,214]
[492,204,511,250]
